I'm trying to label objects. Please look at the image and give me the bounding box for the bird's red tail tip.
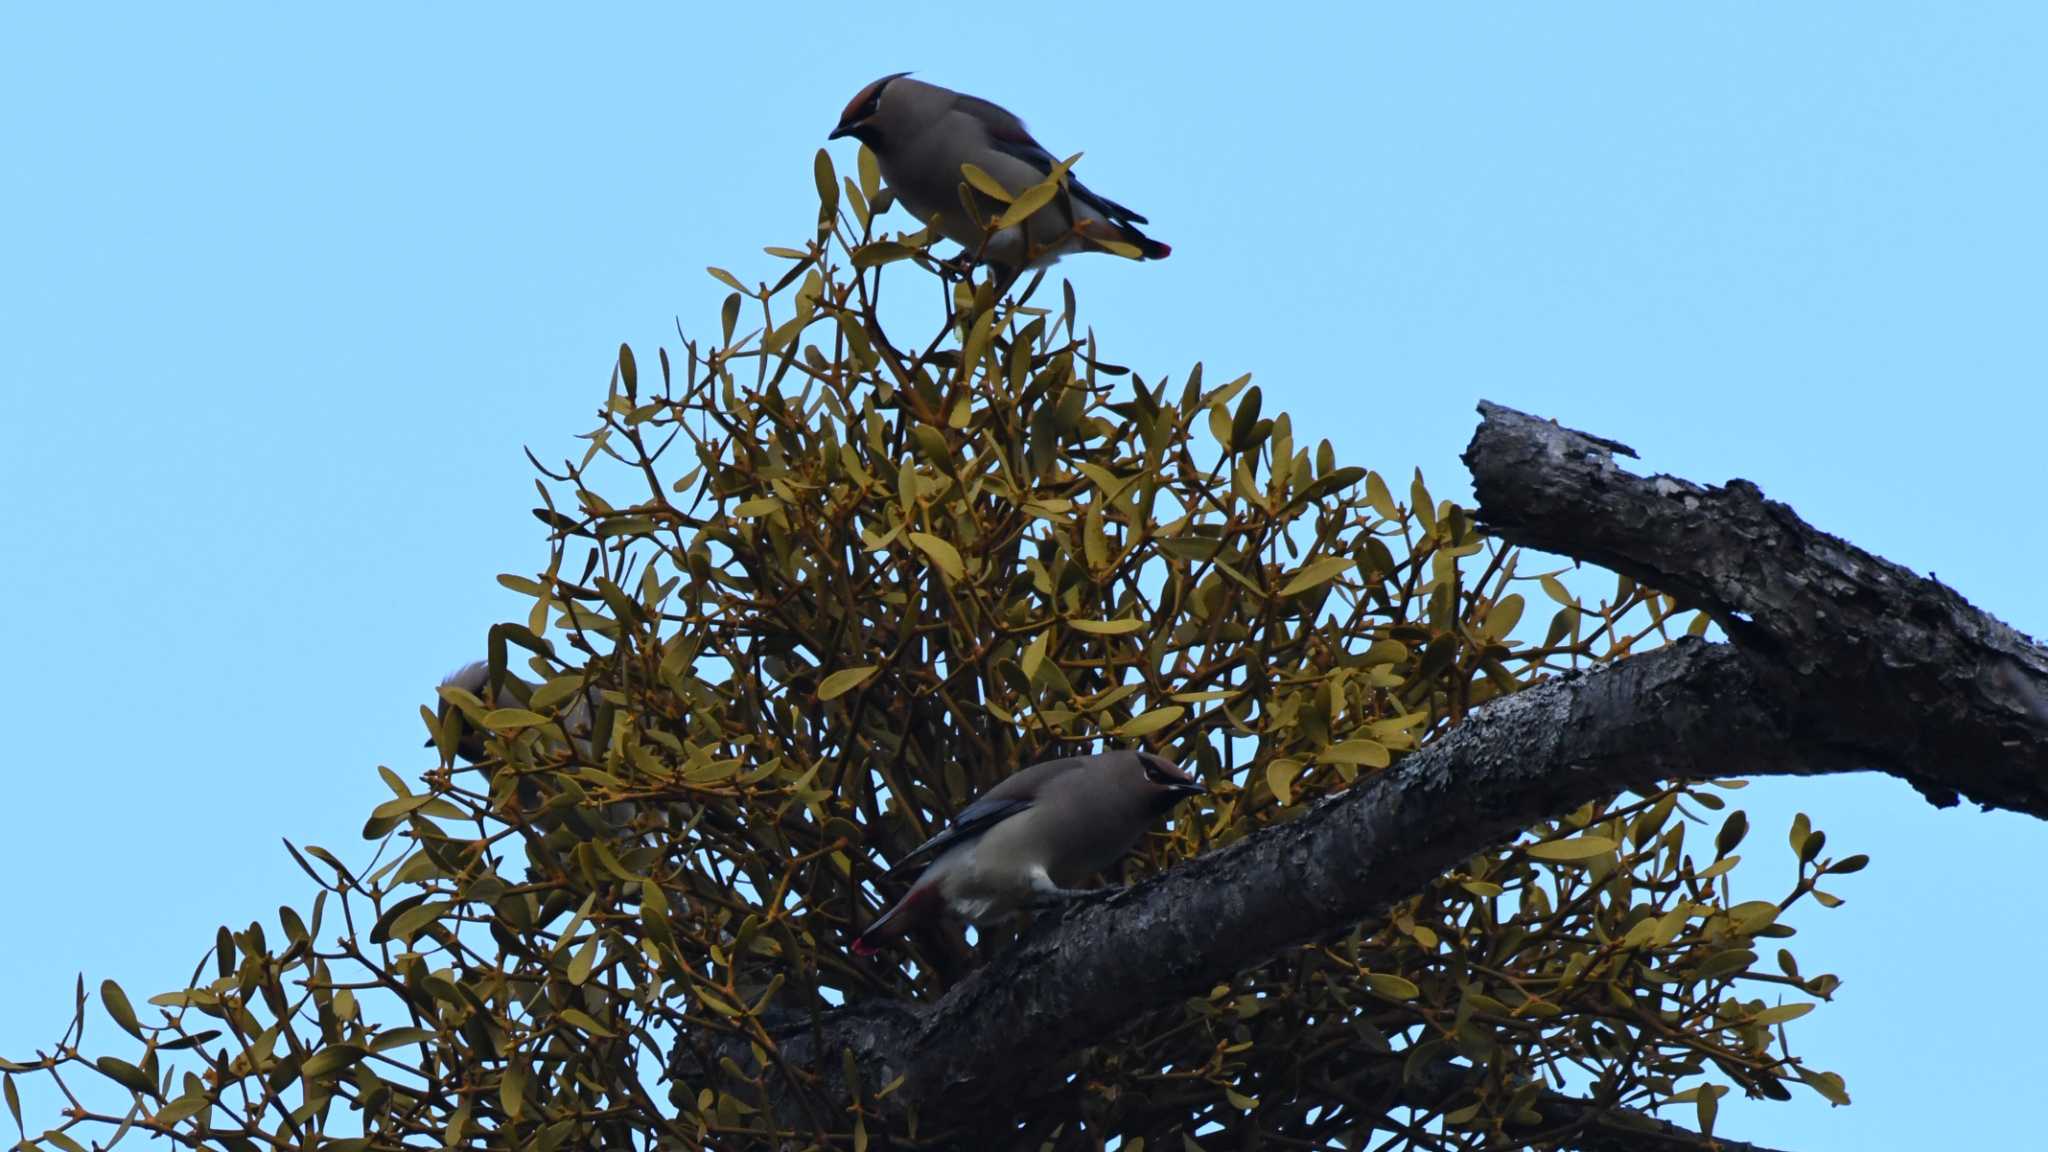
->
[850,935,880,957]
[1149,241,1172,259]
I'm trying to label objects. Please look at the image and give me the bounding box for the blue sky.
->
[4,4,2043,1147]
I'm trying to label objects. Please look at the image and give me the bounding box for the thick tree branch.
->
[727,403,2048,1138]
[1465,400,2048,815]
[751,641,1845,1136]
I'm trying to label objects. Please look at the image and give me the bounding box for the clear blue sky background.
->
[5,4,2043,1147]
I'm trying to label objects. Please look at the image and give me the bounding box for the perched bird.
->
[829,74,1170,271]
[851,749,1205,956]
[429,659,597,765]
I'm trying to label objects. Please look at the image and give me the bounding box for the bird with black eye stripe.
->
[852,749,1204,956]
[830,74,1170,273]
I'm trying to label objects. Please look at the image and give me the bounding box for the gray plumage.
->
[430,659,597,765]
[829,75,1170,271]
[852,749,1203,955]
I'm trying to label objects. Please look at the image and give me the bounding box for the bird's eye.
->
[1142,758,1172,784]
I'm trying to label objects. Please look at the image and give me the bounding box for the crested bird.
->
[852,749,1204,956]
[829,74,1170,272]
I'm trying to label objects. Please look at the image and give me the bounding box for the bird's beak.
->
[1172,779,1208,797]
[828,121,857,141]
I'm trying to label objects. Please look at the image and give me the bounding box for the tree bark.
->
[719,402,2048,1143]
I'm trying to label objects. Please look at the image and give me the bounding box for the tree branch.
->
[720,402,2048,1137]
[1464,400,2048,815]
[1397,1054,1798,1152]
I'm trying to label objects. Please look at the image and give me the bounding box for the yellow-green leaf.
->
[1525,835,1618,862]
[1366,972,1421,999]
[560,1008,615,1037]
[500,1058,529,1120]
[1070,617,1145,636]
[818,665,879,701]
[301,1045,366,1080]
[851,241,916,270]
[1267,758,1303,807]
[1751,1002,1815,1027]
[909,532,965,581]
[1116,705,1185,739]
[858,145,882,200]
[995,178,1061,230]
[1484,593,1526,639]
[1365,470,1398,520]
[1279,555,1353,597]
[958,163,1013,202]
[1319,740,1390,769]
[1539,573,1575,607]
[1726,900,1780,935]
[481,708,550,730]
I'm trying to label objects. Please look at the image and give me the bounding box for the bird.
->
[851,749,1205,956]
[829,74,1170,272]
[428,659,597,765]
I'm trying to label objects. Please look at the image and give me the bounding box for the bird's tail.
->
[1076,217,1171,260]
[1125,229,1171,260]
[851,883,941,956]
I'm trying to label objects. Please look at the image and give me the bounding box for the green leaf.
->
[1751,1002,1815,1027]
[813,148,838,227]
[817,666,878,701]
[1116,706,1185,739]
[500,1057,529,1121]
[301,1045,367,1080]
[94,1056,156,1097]
[560,1008,614,1037]
[1279,555,1352,597]
[152,1091,208,1126]
[1697,1083,1725,1139]
[1409,470,1436,534]
[1525,835,1617,862]
[909,532,965,581]
[100,979,142,1040]
[851,241,916,270]
[1716,810,1749,857]
[1365,972,1421,999]
[369,1028,435,1052]
[481,708,551,730]
[567,932,602,985]
[1068,617,1146,636]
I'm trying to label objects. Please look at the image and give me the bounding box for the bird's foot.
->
[1025,887,1101,921]
[934,250,978,280]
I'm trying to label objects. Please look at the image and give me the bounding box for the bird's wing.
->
[953,94,1150,225]
[883,755,1091,874]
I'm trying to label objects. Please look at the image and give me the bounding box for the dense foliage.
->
[3,149,1862,1151]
